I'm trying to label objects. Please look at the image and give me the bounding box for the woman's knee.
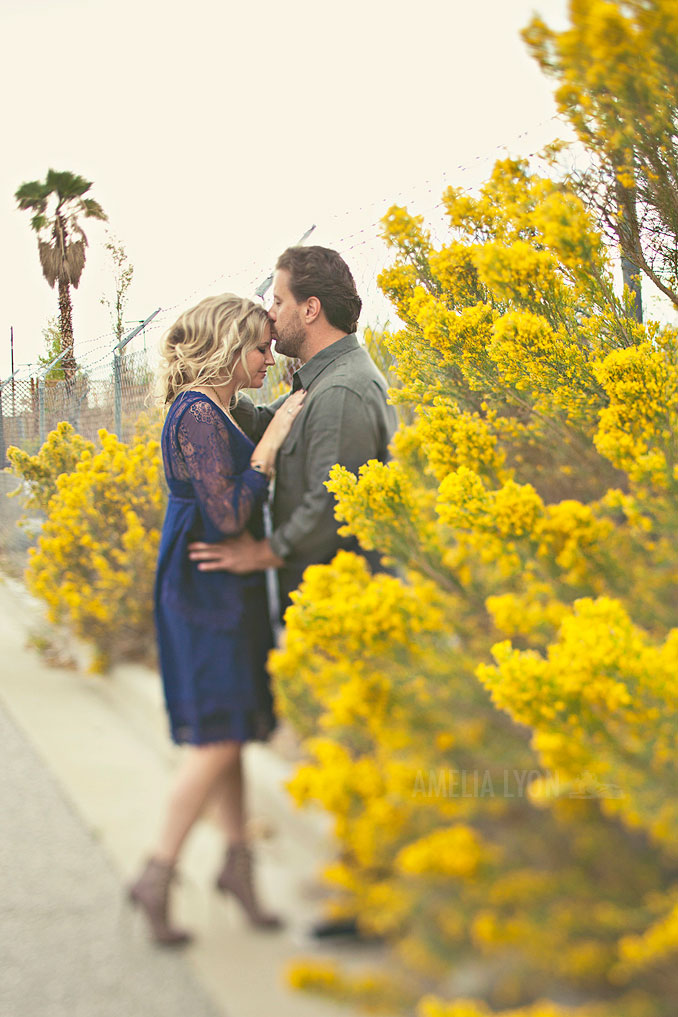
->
[198,740,242,771]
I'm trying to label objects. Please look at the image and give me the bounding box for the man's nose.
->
[267,307,276,322]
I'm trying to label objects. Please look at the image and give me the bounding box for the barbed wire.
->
[326,115,567,251]
[149,112,570,321]
[4,112,576,384]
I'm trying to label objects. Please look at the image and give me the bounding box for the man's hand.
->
[188,532,284,573]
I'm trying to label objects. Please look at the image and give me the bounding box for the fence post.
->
[113,351,123,440]
[111,309,162,440]
[0,386,5,468]
[33,347,71,446]
[0,369,21,465]
[38,378,46,445]
[615,163,643,324]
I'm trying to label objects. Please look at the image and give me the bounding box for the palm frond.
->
[65,240,87,288]
[66,220,88,244]
[46,168,93,200]
[31,213,49,232]
[15,179,50,213]
[81,197,108,221]
[38,240,60,288]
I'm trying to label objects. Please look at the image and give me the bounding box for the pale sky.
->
[0,0,572,377]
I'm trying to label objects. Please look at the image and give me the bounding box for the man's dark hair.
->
[276,246,362,334]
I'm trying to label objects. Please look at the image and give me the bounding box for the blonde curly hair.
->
[158,293,269,405]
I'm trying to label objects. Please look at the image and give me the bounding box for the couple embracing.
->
[129,246,397,944]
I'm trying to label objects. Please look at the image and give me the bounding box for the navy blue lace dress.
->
[154,391,275,745]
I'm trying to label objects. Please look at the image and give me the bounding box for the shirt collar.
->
[292,333,359,391]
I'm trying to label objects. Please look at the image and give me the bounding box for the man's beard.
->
[273,314,306,359]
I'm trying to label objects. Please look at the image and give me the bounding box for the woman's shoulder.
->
[166,391,253,450]
[167,390,223,427]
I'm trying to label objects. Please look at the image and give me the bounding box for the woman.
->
[129,293,304,945]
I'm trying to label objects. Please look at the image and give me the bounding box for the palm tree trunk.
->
[58,276,77,382]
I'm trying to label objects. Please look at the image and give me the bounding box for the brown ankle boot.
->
[128,858,192,946]
[215,843,283,929]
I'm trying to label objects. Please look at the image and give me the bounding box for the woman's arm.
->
[176,400,268,537]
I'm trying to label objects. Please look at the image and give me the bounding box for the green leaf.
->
[45,168,93,200]
[30,213,48,232]
[81,198,108,221]
[15,180,50,210]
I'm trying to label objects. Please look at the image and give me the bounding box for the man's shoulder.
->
[315,345,388,394]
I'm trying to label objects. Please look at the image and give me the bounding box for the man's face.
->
[269,269,306,359]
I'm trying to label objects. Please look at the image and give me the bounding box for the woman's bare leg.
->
[210,747,246,845]
[211,747,282,928]
[152,741,242,864]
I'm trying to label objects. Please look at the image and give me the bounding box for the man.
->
[189,247,396,940]
[188,245,397,614]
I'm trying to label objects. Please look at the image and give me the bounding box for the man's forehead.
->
[273,268,291,292]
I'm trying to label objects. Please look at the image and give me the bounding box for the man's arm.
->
[269,383,386,562]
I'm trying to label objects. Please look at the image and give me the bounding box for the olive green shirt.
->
[233,333,397,602]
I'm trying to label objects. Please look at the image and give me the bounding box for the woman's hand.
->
[266,389,306,446]
[249,389,306,475]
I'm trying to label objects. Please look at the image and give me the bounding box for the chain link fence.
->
[1,347,154,459]
[0,330,302,467]
[0,333,299,579]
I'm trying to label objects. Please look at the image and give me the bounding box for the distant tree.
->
[100,232,135,347]
[37,316,66,381]
[15,169,107,380]
[523,0,678,315]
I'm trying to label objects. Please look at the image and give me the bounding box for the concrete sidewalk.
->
[0,575,369,1017]
[0,699,220,1017]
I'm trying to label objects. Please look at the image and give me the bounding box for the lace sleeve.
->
[176,399,268,537]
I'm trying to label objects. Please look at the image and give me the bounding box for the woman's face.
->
[232,322,275,389]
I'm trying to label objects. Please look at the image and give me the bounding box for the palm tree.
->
[15,170,107,380]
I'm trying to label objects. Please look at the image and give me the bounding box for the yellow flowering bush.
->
[8,423,164,672]
[523,0,678,310]
[6,421,96,513]
[268,14,678,1010]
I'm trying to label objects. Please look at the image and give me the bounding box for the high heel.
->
[128,858,192,946]
[215,843,283,930]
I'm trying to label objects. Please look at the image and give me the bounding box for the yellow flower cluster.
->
[10,425,164,672]
[396,825,498,880]
[287,958,416,1014]
[418,997,602,1017]
[486,584,568,645]
[326,463,449,587]
[6,421,95,513]
[411,399,507,485]
[594,344,678,489]
[616,893,678,977]
[479,598,678,847]
[476,241,563,310]
[436,471,545,578]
